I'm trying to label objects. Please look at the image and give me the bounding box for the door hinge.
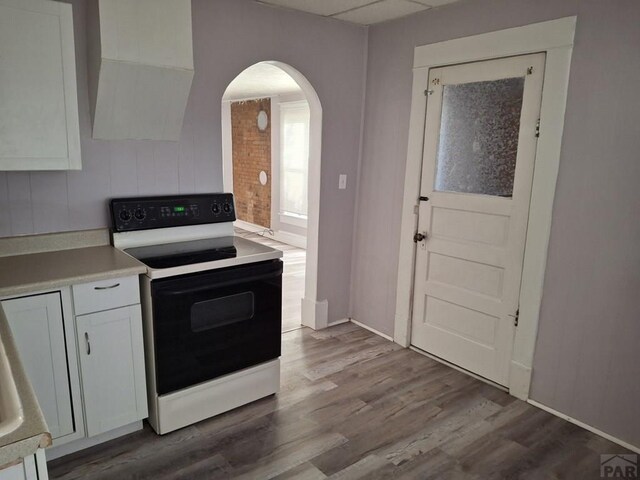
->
[535,119,540,138]
[513,308,520,327]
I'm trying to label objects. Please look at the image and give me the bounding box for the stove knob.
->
[134,208,146,220]
[119,210,132,222]
[223,203,232,213]
[211,203,220,214]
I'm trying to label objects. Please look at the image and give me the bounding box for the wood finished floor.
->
[235,228,306,333]
[48,323,632,480]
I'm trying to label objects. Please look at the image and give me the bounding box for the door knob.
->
[413,232,427,243]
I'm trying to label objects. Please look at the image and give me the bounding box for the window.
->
[435,77,525,197]
[279,101,310,219]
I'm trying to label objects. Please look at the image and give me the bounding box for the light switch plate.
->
[339,174,347,190]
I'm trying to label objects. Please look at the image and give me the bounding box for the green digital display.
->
[174,206,186,212]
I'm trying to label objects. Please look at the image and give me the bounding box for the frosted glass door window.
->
[435,77,525,197]
[280,102,310,217]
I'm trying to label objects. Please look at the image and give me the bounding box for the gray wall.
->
[0,0,367,322]
[351,0,640,447]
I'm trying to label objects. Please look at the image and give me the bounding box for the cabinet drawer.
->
[72,276,140,315]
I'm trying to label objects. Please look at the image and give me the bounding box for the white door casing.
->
[394,17,576,398]
[411,54,545,387]
[222,61,326,329]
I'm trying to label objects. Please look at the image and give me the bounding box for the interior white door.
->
[411,53,545,386]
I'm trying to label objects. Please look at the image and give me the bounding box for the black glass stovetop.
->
[124,236,237,269]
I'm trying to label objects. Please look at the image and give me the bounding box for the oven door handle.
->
[156,267,282,296]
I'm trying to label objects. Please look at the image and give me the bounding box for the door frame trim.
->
[394,16,576,400]
[221,61,325,330]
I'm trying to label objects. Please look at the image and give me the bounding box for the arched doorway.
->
[221,61,323,332]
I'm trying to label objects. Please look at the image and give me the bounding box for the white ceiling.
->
[256,0,462,25]
[223,62,302,101]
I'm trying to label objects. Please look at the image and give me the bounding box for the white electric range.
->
[110,193,283,435]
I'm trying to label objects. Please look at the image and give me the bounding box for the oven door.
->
[151,259,282,395]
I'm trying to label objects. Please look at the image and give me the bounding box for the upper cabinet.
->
[0,0,81,171]
[87,0,195,141]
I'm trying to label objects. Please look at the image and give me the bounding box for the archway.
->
[221,61,323,331]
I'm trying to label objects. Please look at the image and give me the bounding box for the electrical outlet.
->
[339,174,347,190]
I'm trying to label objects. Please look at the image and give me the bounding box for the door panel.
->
[76,306,147,437]
[428,253,504,298]
[425,296,498,347]
[431,206,510,246]
[411,53,545,386]
[2,293,74,438]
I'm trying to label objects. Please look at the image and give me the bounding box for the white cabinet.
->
[0,450,48,480]
[1,275,147,459]
[1,294,78,439]
[0,0,81,171]
[62,275,148,449]
[76,306,147,437]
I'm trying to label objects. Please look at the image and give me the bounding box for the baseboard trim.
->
[508,360,532,401]
[282,325,303,333]
[328,318,350,327]
[272,230,306,249]
[234,220,270,234]
[527,399,640,454]
[350,319,393,341]
[234,220,307,249]
[301,297,328,330]
[46,421,143,461]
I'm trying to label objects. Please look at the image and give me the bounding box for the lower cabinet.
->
[0,276,147,461]
[1,293,77,440]
[76,306,148,437]
[0,450,48,480]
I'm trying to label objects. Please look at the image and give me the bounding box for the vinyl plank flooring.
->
[48,324,634,480]
[272,462,327,480]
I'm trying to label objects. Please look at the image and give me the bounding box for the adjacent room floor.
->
[48,323,632,480]
[235,228,306,332]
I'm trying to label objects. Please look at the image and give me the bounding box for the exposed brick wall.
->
[231,99,271,228]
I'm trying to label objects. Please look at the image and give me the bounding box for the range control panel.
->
[110,193,236,232]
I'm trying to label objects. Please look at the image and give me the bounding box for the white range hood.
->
[87,0,194,141]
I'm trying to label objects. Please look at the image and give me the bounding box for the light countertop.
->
[0,307,50,469]
[0,246,147,298]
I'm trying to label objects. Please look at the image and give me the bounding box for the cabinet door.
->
[0,0,81,170]
[1,293,74,439]
[0,450,48,480]
[76,306,148,437]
